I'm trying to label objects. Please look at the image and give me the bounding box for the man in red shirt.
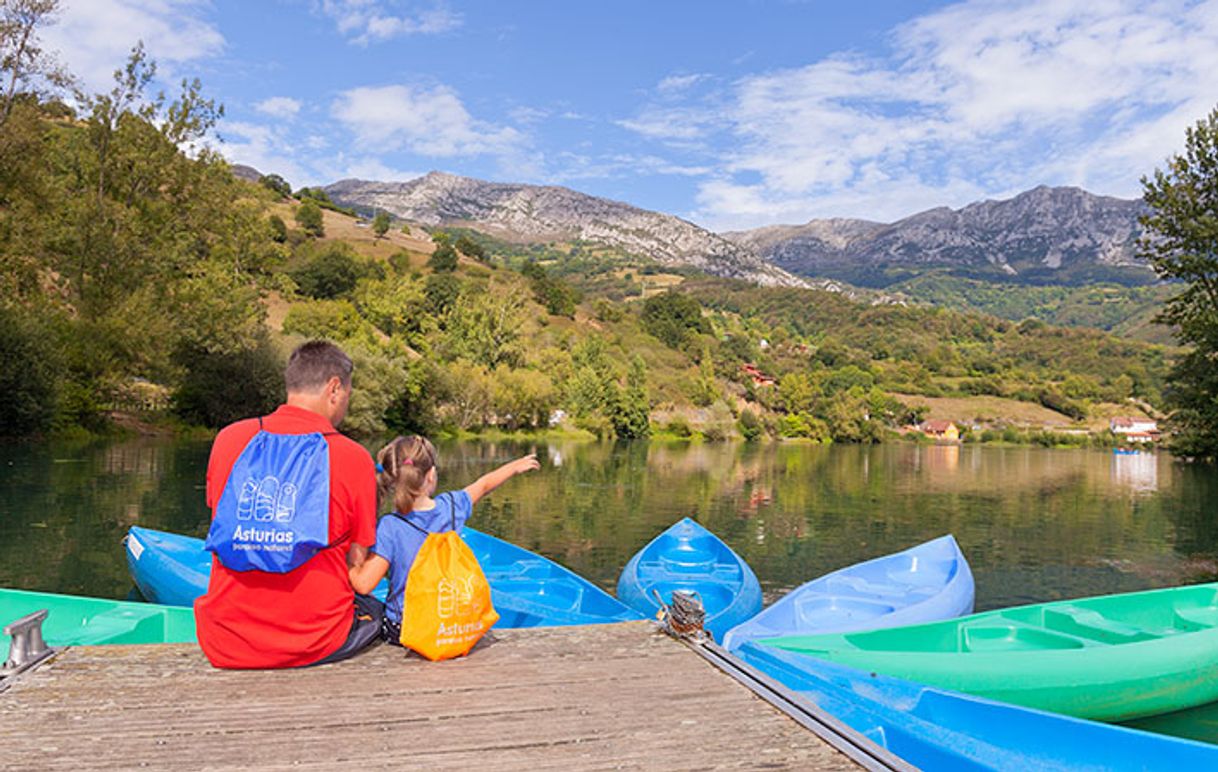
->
[195,341,380,668]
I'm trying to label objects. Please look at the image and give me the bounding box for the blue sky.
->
[42,0,1218,230]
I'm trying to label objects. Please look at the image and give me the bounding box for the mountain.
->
[723,186,1154,287]
[324,172,804,287]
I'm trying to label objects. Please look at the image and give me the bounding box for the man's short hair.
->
[284,340,353,394]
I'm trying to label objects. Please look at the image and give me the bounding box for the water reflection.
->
[1110,451,1160,493]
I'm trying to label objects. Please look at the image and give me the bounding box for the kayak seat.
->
[490,559,552,580]
[960,624,1087,652]
[824,575,909,599]
[657,547,718,573]
[491,579,582,612]
[794,595,895,624]
[1041,606,1162,644]
[651,581,734,614]
[1174,605,1218,631]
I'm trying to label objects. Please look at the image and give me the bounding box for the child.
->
[349,435,541,643]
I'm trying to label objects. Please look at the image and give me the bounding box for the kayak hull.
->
[126,526,637,628]
[722,534,974,650]
[736,643,1218,770]
[761,581,1218,721]
[1,588,196,660]
[616,518,762,641]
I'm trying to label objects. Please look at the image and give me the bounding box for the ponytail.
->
[375,435,438,514]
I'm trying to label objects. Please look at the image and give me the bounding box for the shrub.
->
[290,243,378,299]
[428,243,458,272]
[295,199,324,237]
[268,214,287,243]
[641,291,710,348]
[173,336,282,428]
[0,307,62,436]
[738,408,764,441]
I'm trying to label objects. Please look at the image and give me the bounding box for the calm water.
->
[3,438,1218,741]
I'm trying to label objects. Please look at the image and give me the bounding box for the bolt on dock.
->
[0,621,904,770]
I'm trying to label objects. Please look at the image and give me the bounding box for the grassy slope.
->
[266,203,1171,433]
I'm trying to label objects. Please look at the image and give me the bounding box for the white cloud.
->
[331,84,522,157]
[319,1,461,45]
[620,0,1218,228]
[657,73,710,93]
[217,121,310,187]
[43,0,224,92]
[254,97,302,119]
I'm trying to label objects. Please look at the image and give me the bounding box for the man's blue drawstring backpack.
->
[205,418,334,572]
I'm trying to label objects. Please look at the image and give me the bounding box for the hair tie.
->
[375,463,384,474]
[403,458,414,466]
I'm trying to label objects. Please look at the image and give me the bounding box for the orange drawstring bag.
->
[396,515,498,661]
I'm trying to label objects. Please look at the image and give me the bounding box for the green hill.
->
[0,68,1174,444]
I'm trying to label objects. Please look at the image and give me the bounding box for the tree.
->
[454,234,486,261]
[290,243,364,299]
[609,356,650,439]
[295,199,324,237]
[372,210,390,239]
[268,214,287,243]
[428,242,458,272]
[1139,105,1218,458]
[641,291,710,348]
[0,0,71,132]
[259,173,290,198]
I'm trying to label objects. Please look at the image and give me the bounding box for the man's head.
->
[284,340,354,426]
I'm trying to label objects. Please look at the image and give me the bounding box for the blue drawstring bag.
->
[205,420,333,573]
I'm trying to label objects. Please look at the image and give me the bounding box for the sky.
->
[38,0,1218,230]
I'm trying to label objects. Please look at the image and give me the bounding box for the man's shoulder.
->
[325,433,375,472]
[211,418,262,455]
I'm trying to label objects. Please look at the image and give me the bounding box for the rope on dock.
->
[652,589,710,642]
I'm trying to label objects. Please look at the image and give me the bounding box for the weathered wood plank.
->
[0,621,859,771]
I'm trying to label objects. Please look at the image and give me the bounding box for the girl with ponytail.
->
[349,435,540,643]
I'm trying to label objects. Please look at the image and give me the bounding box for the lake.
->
[2,437,1217,741]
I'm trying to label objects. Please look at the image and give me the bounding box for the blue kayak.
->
[462,527,641,627]
[125,525,638,627]
[721,534,974,651]
[735,643,1218,770]
[126,526,214,607]
[616,517,762,641]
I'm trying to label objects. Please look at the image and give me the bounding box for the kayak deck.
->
[0,622,863,771]
[1,589,195,660]
[763,582,1218,720]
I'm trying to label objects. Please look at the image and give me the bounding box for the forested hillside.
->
[0,45,1172,445]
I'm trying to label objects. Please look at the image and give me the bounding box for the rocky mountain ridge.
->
[325,172,804,287]
[723,186,1153,287]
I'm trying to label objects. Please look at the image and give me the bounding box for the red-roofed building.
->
[741,364,776,387]
[1110,417,1160,442]
[920,420,960,441]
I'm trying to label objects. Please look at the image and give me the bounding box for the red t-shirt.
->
[194,404,376,668]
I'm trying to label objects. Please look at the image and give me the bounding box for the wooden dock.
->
[0,621,889,770]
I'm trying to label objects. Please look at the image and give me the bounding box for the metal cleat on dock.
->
[2,609,56,682]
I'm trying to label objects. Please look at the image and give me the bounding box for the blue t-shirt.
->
[373,490,473,623]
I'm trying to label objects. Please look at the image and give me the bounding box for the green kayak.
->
[1,588,196,660]
[760,581,1218,721]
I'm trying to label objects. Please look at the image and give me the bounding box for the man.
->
[195,340,380,668]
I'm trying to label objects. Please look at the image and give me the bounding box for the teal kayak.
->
[1,588,196,660]
[761,581,1218,721]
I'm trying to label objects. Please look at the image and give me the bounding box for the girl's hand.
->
[513,453,541,474]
